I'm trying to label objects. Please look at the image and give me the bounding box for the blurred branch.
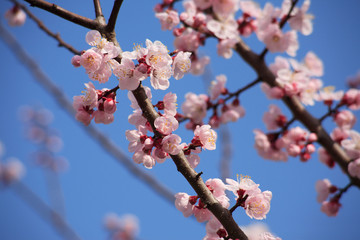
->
[234,36,360,189]
[12,181,81,240]
[106,0,124,33]
[11,0,81,55]
[0,22,175,204]
[24,0,101,30]
[220,125,232,181]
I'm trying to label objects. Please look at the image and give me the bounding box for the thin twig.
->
[0,22,175,205]
[24,0,101,30]
[93,0,103,18]
[319,103,344,123]
[12,181,81,240]
[106,0,124,33]
[11,0,81,55]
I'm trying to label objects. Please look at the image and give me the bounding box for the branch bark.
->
[12,0,81,55]
[24,0,102,30]
[93,0,103,18]
[106,0,124,33]
[234,38,360,188]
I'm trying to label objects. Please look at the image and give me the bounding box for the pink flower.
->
[263,104,287,130]
[315,86,344,105]
[304,51,323,77]
[172,51,192,80]
[71,55,81,67]
[334,110,356,130]
[162,134,182,155]
[315,179,332,203]
[133,151,155,169]
[126,126,148,153]
[174,192,193,217]
[150,66,172,90]
[269,56,290,76]
[342,89,360,110]
[348,158,360,179]
[321,199,341,217]
[331,128,349,144]
[163,92,177,116]
[259,232,282,240]
[212,0,239,19]
[5,6,26,26]
[156,10,180,30]
[190,56,210,75]
[244,191,272,220]
[288,0,313,36]
[217,38,237,59]
[103,213,139,240]
[206,18,238,40]
[226,177,261,199]
[128,109,147,129]
[80,49,103,73]
[181,93,208,124]
[93,110,114,124]
[220,103,245,124]
[209,74,227,100]
[194,0,213,10]
[341,130,360,159]
[318,147,335,168]
[154,116,179,135]
[174,28,201,52]
[260,83,284,99]
[193,125,217,150]
[253,130,288,161]
[0,158,25,184]
[276,69,307,96]
[114,57,146,91]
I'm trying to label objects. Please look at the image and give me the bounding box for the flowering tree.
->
[1,0,360,239]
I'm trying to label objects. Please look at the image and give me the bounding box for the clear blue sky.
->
[0,0,360,240]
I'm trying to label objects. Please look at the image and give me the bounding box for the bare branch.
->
[11,0,81,55]
[234,38,360,189]
[24,0,101,30]
[106,0,124,33]
[12,181,81,240]
[93,0,103,18]
[0,22,175,204]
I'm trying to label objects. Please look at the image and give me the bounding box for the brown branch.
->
[12,181,81,240]
[24,0,102,30]
[131,84,248,240]
[234,37,360,188]
[106,0,124,33]
[0,22,175,205]
[11,0,81,55]
[93,0,103,18]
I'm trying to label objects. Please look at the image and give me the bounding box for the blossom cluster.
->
[73,82,117,125]
[180,74,245,130]
[315,179,341,217]
[155,0,314,69]
[72,31,192,126]
[103,213,139,240]
[175,177,273,239]
[255,107,317,162]
[126,88,217,168]
[19,106,68,172]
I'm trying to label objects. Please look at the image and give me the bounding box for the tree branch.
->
[11,0,81,55]
[106,0,124,33]
[0,22,175,205]
[24,0,102,30]
[131,84,248,240]
[234,38,360,188]
[12,181,81,240]
[93,0,103,18]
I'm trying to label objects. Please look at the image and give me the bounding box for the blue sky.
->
[0,0,360,240]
